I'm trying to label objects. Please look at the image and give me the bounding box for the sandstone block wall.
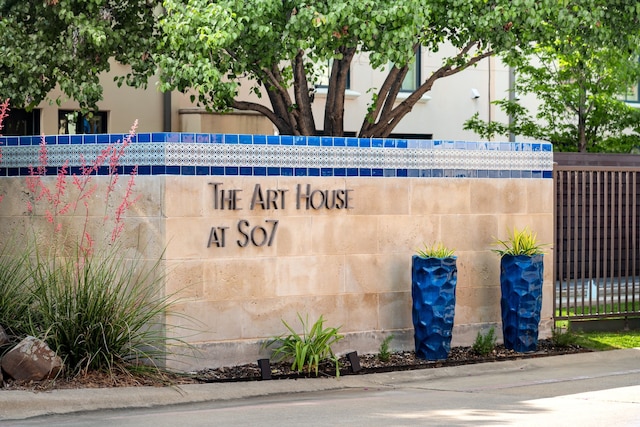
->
[162,176,553,370]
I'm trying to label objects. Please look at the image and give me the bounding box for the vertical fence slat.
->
[587,171,594,314]
[617,172,623,313]
[555,169,564,318]
[631,171,640,311]
[624,171,630,313]
[596,170,602,313]
[570,170,577,313]
[580,170,587,313]
[603,172,616,314]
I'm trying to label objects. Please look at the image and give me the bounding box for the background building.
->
[3,46,517,142]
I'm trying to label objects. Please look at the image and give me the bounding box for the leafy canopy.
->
[5,0,637,143]
[156,0,547,137]
[0,0,160,110]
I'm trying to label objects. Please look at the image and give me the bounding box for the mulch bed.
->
[1,339,590,391]
[195,339,590,382]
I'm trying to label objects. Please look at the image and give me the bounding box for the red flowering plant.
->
[0,103,188,377]
[24,121,139,257]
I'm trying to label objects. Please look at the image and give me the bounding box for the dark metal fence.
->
[554,153,640,320]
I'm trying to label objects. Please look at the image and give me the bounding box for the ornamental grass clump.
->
[0,100,34,342]
[550,326,578,347]
[492,226,547,256]
[416,242,455,258]
[0,238,34,342]
[378,334,394,363]
[265,313,344,378]
[27,245,180,376]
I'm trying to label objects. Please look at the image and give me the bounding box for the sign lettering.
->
[207,182,353,248]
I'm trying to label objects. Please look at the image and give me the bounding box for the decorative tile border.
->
[0,133,553,178]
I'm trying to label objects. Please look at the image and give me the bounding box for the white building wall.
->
[35,62,165,135]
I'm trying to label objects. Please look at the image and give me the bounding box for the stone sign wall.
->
[0,133,554,370]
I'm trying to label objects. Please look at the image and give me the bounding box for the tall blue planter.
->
[500,254,544,353]
[411,255,457,360]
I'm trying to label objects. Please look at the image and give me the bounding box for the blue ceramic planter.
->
[411,255,457,360]
[500,254,544,353]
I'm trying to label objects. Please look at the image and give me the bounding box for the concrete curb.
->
[1,349,638,421]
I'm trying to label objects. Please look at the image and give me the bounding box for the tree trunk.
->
[292,50,316,135]
[577,87,587,152]
[323,47,356,136]
[232,99,294,135]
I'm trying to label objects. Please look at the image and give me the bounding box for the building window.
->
[58,110,107,134]
[619,57,640,103]
[400,50,421,92]
[2,109,41,136]
[620,83,639,103]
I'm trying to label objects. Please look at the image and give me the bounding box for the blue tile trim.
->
[0,133,553,178]
[268,167,280,176]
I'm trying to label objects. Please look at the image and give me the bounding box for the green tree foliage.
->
[0,0,160,110]
[465,1,640,152]
[157,0,548,137]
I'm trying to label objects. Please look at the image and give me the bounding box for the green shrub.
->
[27,244,184,376]
[472,327,497,356]
[378,334,394,362]
[265,313,344,377]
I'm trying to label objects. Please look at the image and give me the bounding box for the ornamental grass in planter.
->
[412,242,457,361]
[493,227,547,353]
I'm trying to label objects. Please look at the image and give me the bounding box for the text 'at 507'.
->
[207,219,279,248]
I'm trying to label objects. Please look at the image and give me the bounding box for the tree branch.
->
[361,42,494,138]
[359,66,404,137]
[230,99,291,132]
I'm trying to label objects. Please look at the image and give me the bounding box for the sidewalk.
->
[1,348,639,421]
